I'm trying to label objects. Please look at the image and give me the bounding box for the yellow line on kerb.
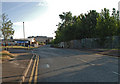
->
[29,56,37,84]
[34,56,39,84]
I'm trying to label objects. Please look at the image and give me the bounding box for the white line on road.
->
[80,59,95,66]
[46,64,50,68]
[112,71,120,75]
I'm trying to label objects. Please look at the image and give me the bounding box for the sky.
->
[1,0,120,39]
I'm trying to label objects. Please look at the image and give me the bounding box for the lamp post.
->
[118,1,120,20]
[23,22,25,47]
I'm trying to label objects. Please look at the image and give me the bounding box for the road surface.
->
[27,45,119,82]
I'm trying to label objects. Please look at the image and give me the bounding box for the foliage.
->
[54,8,120,44]
[0,13,14,40]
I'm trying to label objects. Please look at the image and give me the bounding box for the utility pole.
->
[118,1,120,20]
[23,22,25,47]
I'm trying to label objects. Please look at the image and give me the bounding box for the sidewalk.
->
[2,48,33,83]
[78,48,120,57]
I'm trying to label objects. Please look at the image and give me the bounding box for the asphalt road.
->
[32,45,119,82]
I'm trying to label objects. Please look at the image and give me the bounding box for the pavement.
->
[75,48,120,57]
[2,48,33,83]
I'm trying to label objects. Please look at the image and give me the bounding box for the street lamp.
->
[23,22,25,47]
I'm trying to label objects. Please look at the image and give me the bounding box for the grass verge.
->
[0,50,15,61]
[1,46,38,50]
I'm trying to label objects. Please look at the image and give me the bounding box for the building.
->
[28,36,53,44]
[14,39,30,47]
[118,1,120,20]
[35,36,48,43]
[27,37,39,47]
[1,39,30,47]
[27,37,36,44]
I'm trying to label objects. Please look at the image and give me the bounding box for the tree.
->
[96,8,117,47]
[54,11,73,43]
[59,11,73,24]
[79,10,99,38]
[111,8,120,36]
[0,13,14,48]
[54,8,120,45]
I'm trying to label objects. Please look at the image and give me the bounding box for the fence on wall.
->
[58,36,120,49]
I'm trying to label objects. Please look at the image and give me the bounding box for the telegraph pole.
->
[23,22,25,47]
[118,1,120,50]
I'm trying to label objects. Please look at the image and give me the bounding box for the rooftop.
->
[28,36,53,39]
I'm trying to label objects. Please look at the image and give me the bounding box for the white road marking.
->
[112,71,120,75]
[80,59,95,66]
[46,64,50,68]
[41,64,50,68]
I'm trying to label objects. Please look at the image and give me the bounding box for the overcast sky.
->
[1,0,120,39]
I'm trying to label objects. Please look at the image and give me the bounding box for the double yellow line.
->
[29,55,39,84]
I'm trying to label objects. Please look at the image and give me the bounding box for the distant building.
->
[14,39,30,46]
[28,36,53,44]
[27,37,36,44]
[35,36,48,43]
[118,1,120,20]
[27,37,39,47]
[1,39,30,47]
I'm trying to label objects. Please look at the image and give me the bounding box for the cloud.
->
[37,0,48,7]
[13,22,23,26]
